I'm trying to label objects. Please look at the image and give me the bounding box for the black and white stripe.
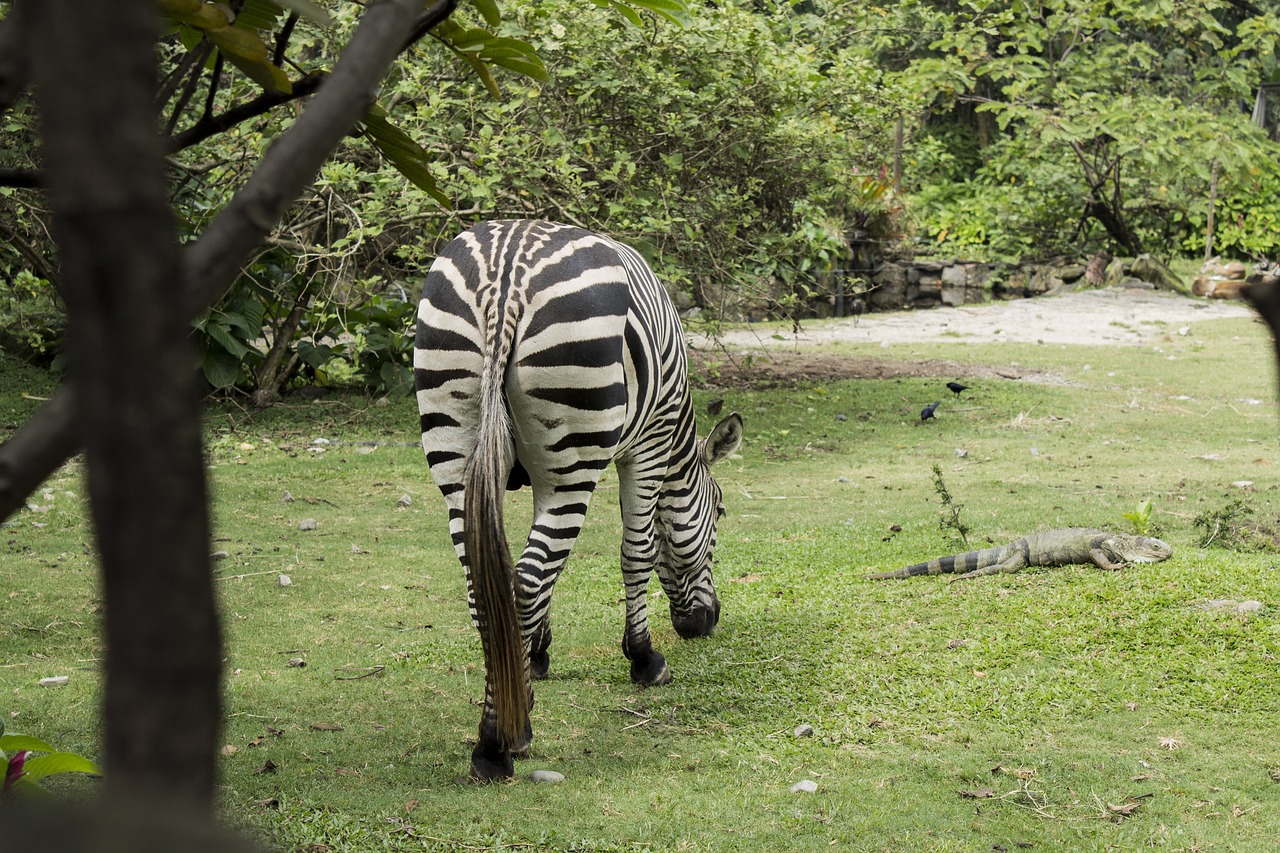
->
[414,220,743,781]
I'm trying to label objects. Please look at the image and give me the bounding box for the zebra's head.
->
[658,412,743,639]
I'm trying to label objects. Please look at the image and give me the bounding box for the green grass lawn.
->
[2,311,1279,851]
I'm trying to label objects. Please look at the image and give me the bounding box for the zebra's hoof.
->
[470,744,515,782]
[630,653,671,687]
[530,649,550,680]
[671,597,720,639]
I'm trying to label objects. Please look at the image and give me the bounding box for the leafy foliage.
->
[879,0,1280,260]
[1176,160,1280,258]
[0,719,100,801]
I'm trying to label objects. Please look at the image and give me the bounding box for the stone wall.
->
[863,258,1090,312]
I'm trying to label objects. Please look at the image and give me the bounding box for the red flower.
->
[3,751,28,794]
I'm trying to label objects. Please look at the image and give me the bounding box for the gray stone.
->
[299,518,318,531]
[1236,600,1264,614]
[1131,254,1191,295]
[1055,263,1087,282]
[790,780,819,794]
[794,723,815,738]
[1104,258,1128,286]
[530,769,565,784]
[941,265,969,287]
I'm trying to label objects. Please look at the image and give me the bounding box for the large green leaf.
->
[156,0,292,93]
[433,20,549,92]
[20,753,101,783]
[466,0,502,28]
[201,346,243,389]
[204,317,253,360]
[356,107,453,209]
[0,735,56,755]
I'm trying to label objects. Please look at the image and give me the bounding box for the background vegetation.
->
[4,309,1280,850]
[3,0,1279,399]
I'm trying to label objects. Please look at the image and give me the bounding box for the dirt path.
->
[689,286,1256,387]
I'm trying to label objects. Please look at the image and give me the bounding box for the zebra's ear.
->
[703,412,743,467]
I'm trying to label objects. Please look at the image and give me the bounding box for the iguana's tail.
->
[867,547,1003,580]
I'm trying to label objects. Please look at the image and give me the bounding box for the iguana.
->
[868,528,1172,581]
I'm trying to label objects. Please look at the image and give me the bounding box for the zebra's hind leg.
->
[467,680,532,782]
[617,493,671,686]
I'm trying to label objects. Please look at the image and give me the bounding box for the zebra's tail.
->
[463,365,529,753]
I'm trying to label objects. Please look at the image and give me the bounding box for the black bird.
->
[920,400,941,423]
[946,381,969,397]
[706,398,724,417]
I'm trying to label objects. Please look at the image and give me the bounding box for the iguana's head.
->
[1106,535,1173,564]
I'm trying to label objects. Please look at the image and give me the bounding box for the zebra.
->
[413,220,743,781]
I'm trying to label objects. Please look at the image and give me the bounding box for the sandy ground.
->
[688,286,1258,387]
[708,285,1255,348]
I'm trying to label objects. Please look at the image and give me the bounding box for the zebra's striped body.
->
[414,220,743,781]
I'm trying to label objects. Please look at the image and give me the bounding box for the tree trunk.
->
[1084,198,1143,257]
[1204,158,1219,262]
[26,0,222,812]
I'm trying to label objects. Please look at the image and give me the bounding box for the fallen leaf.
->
[265,725,284,737]
[960,787,996,799]
[255,759,278,774]
[1107,800,1143,819]
[729,573,762,583]
[1159,736,1182,750]
[310,722,343,731]
[404,800,418,813]
[336,768,362,777]
[220,744,239,757]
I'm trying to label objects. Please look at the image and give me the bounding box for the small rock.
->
[312,438,331,446]
[278,574,292,587]
[238,442,255,451]
[211,550,229,561]
[836,476,850,483]
[282,491,295,503]
[790,780,819,794]
[835,414,848,422]
[286,658,306,668]
[955,448,968,458]
[530,770,565,784]
[397,494,412,508]
[299,518,318,531]
[1236,600,1264,614]
[38,676,69,687]
[794,724,815,738]
[1232,481,1255,489]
